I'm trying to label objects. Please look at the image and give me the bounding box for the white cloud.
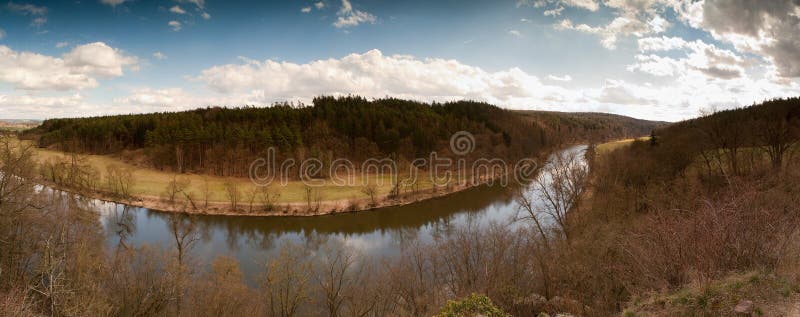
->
[0,93,88,118]
[628,36,746,80]
[547,74,572,81]
[333,0,376,28]
[544,0,672,50]
[185,49,800,121]
[686,0,800,78]
[508,30,522,37]
[315,1,325,9]
[170,5,187,14]
[544,6,564,16]
[519,0,598,11]
[0,29,5,40]
[112,88,198,112]
[55,41,69,48]
[153,52,167,60]
[168,21,182,31]
[562,0,599,11]
[192,49,581,111]
[201,12,211,19]
[554,14,668,49]
[99,0,126,7]
[0,42,138,91]
[301,6,312,13]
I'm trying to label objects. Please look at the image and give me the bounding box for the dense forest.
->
[24,96,659,177]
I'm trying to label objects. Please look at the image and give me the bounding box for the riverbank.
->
[26,139,549,216]
[51,177,498,217]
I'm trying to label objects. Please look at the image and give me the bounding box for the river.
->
[90,145,587,285]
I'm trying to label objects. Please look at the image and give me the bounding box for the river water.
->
[91,145,586,285]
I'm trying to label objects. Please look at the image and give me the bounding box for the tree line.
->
[24,96,658,177]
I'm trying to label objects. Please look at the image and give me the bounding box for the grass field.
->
[24,141,435,204]
[596,136,650,155]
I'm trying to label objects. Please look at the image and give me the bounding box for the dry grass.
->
[23,140,435,204]
[623,271,800,317]
[595,137,649,155]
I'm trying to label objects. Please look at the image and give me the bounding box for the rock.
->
[734,300,754,316]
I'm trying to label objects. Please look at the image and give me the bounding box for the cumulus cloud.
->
[0,42,138,91]
[688,0,800,78]
[554,9,671,50]
[628,36,747,80]
[190,49,578,107]
[153,52,167,60]
[201,12,211,19]
[333,0,376,28]
[55,42,69,48]
[315,1,325,9]
[542,0,671,49]
[170,5,186,14]
[168,21,182,31]
[185,49,800,121]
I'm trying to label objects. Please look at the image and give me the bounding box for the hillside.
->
[551,97,800,315]
[516,110,666,144]
[24,96,659,177]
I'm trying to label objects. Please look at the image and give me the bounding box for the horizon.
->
[1,96,680,122]
[1,0,799,121]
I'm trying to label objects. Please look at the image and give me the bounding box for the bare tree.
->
[262,243,313,317]
[245,185,259,213]
[304,185,322,212]
[165,174,191,205]
[361,183,378,207]
[258,185,281,212]
[201,176,211,210]
[756,113,798,170]
[314,245,362,317]
[105,165,135,199]
[223,179,241,212]
[168,214,200,316]
[516,149,588,241]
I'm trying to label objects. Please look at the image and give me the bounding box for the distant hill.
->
[0,119,40,132]
[24,96,662,177]
[515,110,667,144]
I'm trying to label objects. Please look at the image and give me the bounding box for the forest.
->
[23,96,660,177]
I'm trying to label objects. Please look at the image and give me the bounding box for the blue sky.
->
[1,0,799,121]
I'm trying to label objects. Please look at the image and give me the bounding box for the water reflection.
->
[94,145,586,285]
